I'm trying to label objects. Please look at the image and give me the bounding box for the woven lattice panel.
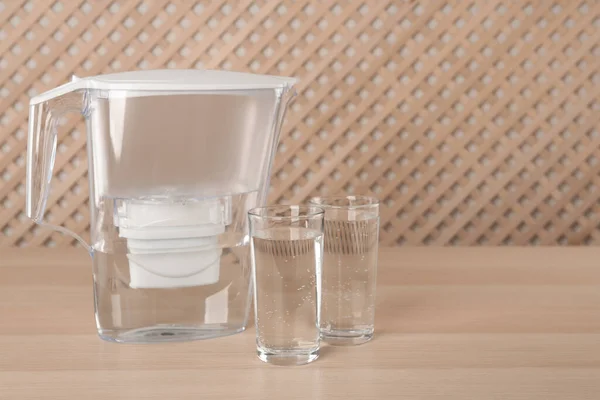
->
[0,0,599,247]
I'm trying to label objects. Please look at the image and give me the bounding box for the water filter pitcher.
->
[26,70,296,342]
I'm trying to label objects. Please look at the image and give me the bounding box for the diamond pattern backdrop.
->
[0,0,599,247]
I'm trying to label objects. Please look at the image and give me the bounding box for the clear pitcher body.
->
[27,70,296,342]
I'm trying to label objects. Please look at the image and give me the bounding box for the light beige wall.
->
[0,0,598,246]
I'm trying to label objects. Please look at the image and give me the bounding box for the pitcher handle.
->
[26,81,92,254]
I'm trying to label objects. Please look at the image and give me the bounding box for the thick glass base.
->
[257,348,319,366]
[98,324,246,343]
[321,329,374,346]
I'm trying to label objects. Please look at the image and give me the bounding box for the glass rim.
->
[248,204,324,221]
[308,195,379,210]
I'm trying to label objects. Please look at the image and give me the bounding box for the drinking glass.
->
[248,205,324,365]
[308,196,379,345]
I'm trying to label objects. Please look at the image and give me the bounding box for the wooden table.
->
[0,247,599,399]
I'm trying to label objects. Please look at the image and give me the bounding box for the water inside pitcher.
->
[26,70,297,342]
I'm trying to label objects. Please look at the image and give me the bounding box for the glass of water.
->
[248,205,324,365]
[308,196,379,345]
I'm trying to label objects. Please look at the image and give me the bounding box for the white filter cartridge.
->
[116,197,231,288]
[128,251,221,289]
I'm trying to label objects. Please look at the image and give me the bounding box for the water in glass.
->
[320,217,378,344]
[251,226,322,365]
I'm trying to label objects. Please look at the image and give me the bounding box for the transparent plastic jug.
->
[26,70,296,343]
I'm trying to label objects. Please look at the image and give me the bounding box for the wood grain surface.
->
[0,247,599,399]
[1,1,599,247]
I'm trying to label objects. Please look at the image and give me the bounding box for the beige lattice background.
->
[0,0,599,247]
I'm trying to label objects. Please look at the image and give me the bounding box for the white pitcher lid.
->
[31,69,298,104]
